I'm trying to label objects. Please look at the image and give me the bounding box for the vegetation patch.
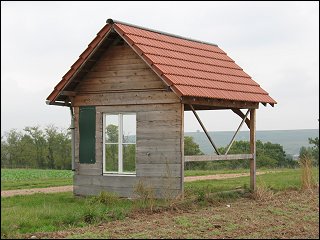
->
[1,192,133,239]
[2,168,318,239]
[17,190,319,239]
[1,168,73,190]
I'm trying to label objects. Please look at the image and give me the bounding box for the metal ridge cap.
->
[106,18,218,47]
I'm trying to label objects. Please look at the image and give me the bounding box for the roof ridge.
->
[107,18,219,47]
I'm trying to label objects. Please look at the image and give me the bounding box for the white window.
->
[103,113,136,175]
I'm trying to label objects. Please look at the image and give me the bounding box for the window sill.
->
[103,173,136,177]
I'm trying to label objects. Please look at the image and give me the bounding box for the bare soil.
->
[22,190,319,239]
[1,171,271,197]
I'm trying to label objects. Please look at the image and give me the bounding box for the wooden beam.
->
[250,109,256,191]
[185,154,253,162]
[231,108,250,129]
[225,109,250,155]
[61,91,76,97]
[50,101,71,107]
[184,104,229,111]
[189,104,220,155]
[182,97,259,109]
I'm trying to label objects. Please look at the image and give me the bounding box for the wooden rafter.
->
[189,104,220,155]
[225,109,250,155]
[231,108,250,129]
[182,97,259,109]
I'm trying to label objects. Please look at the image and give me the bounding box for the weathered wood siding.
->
[73,43,183,198]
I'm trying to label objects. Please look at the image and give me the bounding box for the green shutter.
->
[79,106,96,164]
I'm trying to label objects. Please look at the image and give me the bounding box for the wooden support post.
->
[181,104,184,199]
[250,109,256,191]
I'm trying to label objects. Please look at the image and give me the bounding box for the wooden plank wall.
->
[73,42,183,198]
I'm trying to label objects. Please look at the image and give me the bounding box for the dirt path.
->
[1,171,273,197]
[1,186,73,197]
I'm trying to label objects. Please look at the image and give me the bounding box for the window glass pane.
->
[105,115,118,143]
[123,144,136,172]
[105,144,118,172]
[123,114,136,143]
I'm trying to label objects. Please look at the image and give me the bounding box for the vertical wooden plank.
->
[180,104,184,198]
[250,108,256,191]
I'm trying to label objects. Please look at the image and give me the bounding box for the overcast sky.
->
[1,1,319,135]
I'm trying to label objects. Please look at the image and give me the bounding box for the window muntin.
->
[103,113,136,174]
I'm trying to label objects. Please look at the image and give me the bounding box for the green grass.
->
[1,192,133,239]
[185,168,319,194]
[174,216,194,227]
[1,168,297,190]
[184,168,287,177]
[1,169,73,190]
[2,168,318,238]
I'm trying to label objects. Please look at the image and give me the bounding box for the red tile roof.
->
[47,19,276,106]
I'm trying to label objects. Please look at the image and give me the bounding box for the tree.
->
[24,126,48,169]
[308,137,319,166]
[3,129,23,168]
[184,136,203,156]
[106,124,118,143]
[184,136,204,170]
[1,125,72,169]
[298,137,319,167]
[45,125,71,170]
[105,124,119,171]
[1,136,9,168]
[212,140,294,170]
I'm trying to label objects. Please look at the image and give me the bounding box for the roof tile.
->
[47,20,276,105]
[115,23,276,104]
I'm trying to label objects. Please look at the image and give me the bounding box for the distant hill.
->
[185,129,319,156]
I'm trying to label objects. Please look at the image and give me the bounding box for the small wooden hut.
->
[47,19,276,198]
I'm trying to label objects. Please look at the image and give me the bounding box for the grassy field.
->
[25,190,318,239]
[1,168,287,190]
[184,168,285,177]
[185,168,319,193]
[1,169,73,190]
[1,168,319,239]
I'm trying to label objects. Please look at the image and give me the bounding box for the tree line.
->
[1,125,318,170]
[184,135,319,170]
[1,125,71,169]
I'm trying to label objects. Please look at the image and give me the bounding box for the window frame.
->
[102,112,136,175]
